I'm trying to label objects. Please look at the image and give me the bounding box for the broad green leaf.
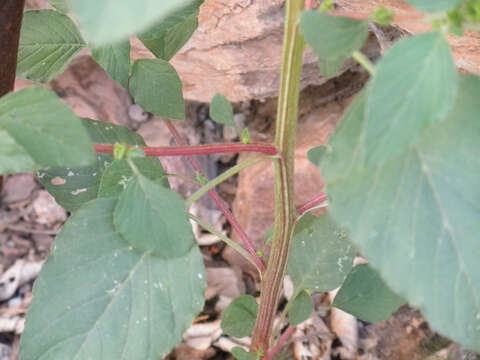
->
[0,87,94,175]
[72,0,193,45]
[221,295,258,338]
[98,159,168,199]
[91,41,131,88]
[0,130,36,174]
[333,264,405,323]
[20,198,206,360]
[405,0,461,13]
[289,290,314,326]
[316,74,480,352]
[138,0,202,61]
[17,10,86,83]
[300,11,368,78]
[232,347,257,360]
[114,171,194,258]
[47,0,71,13]
[130,59,185,120]
[365,32,458,166]
[317,57,345,78]
[209,94,235,127]
[287,213,355,293]
[38,118,165,212]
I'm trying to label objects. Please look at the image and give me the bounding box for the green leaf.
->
[0,130,36,174]
[20,198,205,360]
[405,0,461,13]
[129,59,185,120]
[333,264,405,323]
[221,295,258,338]
[17,10,86,83]
[114,170,194,258]
[47,0,71,13]
[209,94,235,127]
[300,11,369,78]
[232,347,257,360]
[317,57,345,78]
[263,226,274,245]
[138,0,202,61]
[287,213,355,293]
[72,0,194,45]
[0,87,94,175]
[316,74,480,352]
[98,159,168,199]
[38,118,165,212]
[289,290,314,326]
[365,32,458,166]
[91,41,131,88]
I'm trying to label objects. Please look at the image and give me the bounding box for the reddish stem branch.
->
[162,118,266,273]
[305,0,314,9]
[297,192,328,216]
[94,143,278,157]
[263,326,295,360]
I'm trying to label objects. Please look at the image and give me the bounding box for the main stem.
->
[0,0,25,97]
[251,0,305,352]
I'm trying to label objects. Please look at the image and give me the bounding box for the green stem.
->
[352,51,376,75]
[188,213,261,275]
[250,0,305,353]
[185,156,272,208]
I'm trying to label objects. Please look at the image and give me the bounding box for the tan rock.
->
[132,1,380,103]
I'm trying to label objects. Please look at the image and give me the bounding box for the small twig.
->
[93,143,278,157]
[186,156,272,207]
[5,224,58,235]
[297,192,328,216]
[189,213,262,275]
[264,326,295,360]
[162,118,266,273]
[327,10,422,22]
[352,51,376,75]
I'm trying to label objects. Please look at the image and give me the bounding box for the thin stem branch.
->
[251,0,305,353]
[305,0,314,9]
[94,142,278,157]
[352,51,376,75]
[188,213,261,275]
[327,10,423,22]
[186,156,272,208]
[297,192,328,216]
[162,118,266,273]
[263,326,295,360]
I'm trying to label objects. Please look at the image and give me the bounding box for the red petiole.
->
[297,192,328,216]
[94,142,278,157]
[161,118,267,273]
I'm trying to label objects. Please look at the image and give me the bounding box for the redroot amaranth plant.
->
[0,0,479,359]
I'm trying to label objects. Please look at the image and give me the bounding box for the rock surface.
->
[142,0,478,102]
[132,1,381,103]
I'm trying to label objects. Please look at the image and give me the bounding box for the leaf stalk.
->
[162,118,266,273]
[94,142,278,157]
